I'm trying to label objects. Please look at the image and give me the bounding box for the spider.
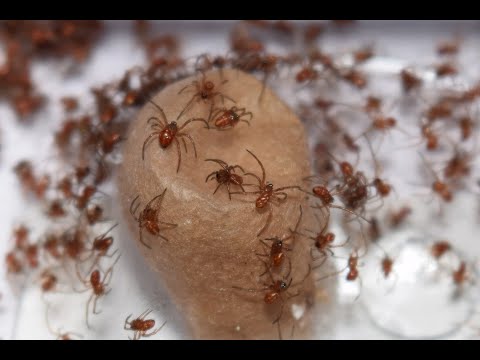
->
[210,106,253,130]
[129,189,177,249]
[231,150,301,236]
[124,309,166,340]
[176,72,235,121]
[142,100,209,173]
[204,158,248,200]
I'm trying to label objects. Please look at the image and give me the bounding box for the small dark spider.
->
[205,159,248,200]
[142,100,209,173]
[129,189,177,249]
[176,72,236,120]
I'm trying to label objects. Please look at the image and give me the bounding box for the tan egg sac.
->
[118,69,336,339]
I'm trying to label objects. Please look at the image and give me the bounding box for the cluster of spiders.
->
[3,20,480,340]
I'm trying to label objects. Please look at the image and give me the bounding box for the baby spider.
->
[124,309,166,340]
[75,254,120,329]
[129,189,178,249]
[176,72,235,120]
[142,100,209,173]
[205,158,248,200]
[256,206,303,275]
[232,263,311,338]
[231,149,301,236]
[210,106,253,130]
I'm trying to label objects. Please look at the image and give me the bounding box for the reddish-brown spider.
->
[80,224,118,271]
[86,204,104,225]
[124,309,166,340]
[6,251,23,273]
[129,189,177,249]
[142,101,209,173]
[210,106,253,129]
[296,209,349,261]
[302,176,371,223]
[316,248,364,300]
[435,62,458,78]
[458,116,474,141]
[419,152,453,203]
[442,145,474,181]
[75,254,120,328]
[42,234,63,260]
[75,185,96,210]
[437,38,461,56]
[205,158,248,200]
[452,261,470,287]
[40,269,58,292]
[431,240,452,259]
[389,206,412,228]
[13,225,29,250]
[256,206,303,275]
[231,150,301,236]
[232,263,311,337]
[400,68,422,93]
[364,135,392,198]
[381,254,394,279]
[353,45,374,64]
[176,72,235,120]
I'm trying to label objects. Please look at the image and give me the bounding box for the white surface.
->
[2,20,480,340]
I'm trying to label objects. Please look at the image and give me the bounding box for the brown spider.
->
[75,254,120,329]
[256,206,303,275]
[142,100,209,173]
[232,263,311,338]
[176,72,235,120]
[129,189,178,249]
[124,309,166,340]
[205,158,248,200]
[210,106,253,130]
[231,150,301,236]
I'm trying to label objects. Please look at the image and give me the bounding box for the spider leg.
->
[257,204,273,237]
[129,195,140,220]
[275,185,302,192]
[181,136,188,154]
[242,172,262,187]
[148,100,169,124]
[176,94,200,120]
[142,132,161,160]
[178,133,198,158]
[159,221,177,227]
[144,188,167,209]
[246,149,266,185]
[139,227,152,249]
[174,137,182,173]
[85,293,94,329]
[144,320,167,337]
[212,182,223,195]
[226,182,232,200]
[147,116,166,127]
[205,158,228,168]
[274,192,288,201]
[230,165,246,173]
[93,295,102,315]
[178,117,209,131]
[124,315,133,330]
[158,234,170,242]
[205,171,217,182]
